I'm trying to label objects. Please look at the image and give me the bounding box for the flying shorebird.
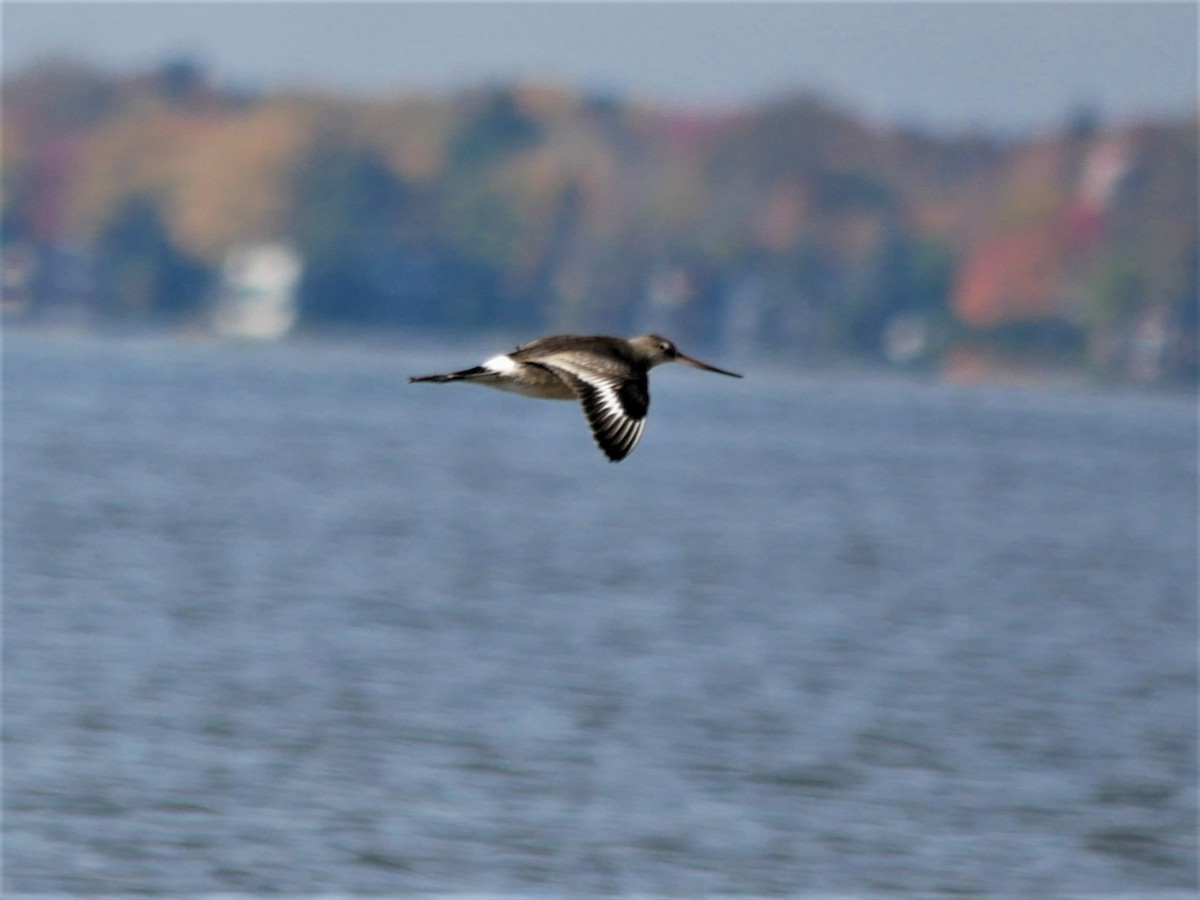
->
[409,334,743,461]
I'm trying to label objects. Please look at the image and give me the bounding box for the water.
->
[4,330,1197,895]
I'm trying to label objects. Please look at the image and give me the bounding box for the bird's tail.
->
[408,366,489,384]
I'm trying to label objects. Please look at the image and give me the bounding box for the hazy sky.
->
[3,2,1196,134]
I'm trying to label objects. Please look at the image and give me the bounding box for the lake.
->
[4,330,1196,894]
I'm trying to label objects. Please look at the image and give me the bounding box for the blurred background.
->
[2,1,1197,381]
[3,2,1197,895]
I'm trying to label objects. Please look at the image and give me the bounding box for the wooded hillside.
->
[3,60,1195,382]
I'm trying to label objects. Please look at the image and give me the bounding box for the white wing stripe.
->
[534,357,649,460]
[539,357,643,421]
[592,382,628,418]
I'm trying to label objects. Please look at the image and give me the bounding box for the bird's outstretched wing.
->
[534,360,649,462]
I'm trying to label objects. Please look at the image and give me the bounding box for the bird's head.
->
[632,334,743,378]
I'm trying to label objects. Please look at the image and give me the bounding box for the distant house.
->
[3,242,99,324]
[212,243,303,340]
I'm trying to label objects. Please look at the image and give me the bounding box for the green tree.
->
[290,142,411,323]
[445,87,542,176]
[96,195,211,319]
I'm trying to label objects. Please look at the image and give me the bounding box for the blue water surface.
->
[4,331,1196,894]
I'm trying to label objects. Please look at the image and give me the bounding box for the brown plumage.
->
[410,334,743,461]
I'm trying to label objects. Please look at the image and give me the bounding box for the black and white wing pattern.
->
[535,360,649,462]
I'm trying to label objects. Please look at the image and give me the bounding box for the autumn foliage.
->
[2,60,1195,381]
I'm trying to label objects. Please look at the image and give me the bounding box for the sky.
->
[3,2,1196,135]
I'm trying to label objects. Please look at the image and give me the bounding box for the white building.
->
[212,243,303,340]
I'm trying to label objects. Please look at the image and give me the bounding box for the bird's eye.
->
[659,341,672,353]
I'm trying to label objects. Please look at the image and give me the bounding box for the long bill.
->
[678,353,743,378]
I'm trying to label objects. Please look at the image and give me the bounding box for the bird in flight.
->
[409,333,743,461]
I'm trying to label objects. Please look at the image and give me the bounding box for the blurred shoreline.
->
[3,60,1196,386]
[6,318,1197,402]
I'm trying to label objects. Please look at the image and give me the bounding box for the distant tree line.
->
[2,59,1195,382]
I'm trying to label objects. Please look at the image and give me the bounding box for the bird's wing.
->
[534,360,649,462]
